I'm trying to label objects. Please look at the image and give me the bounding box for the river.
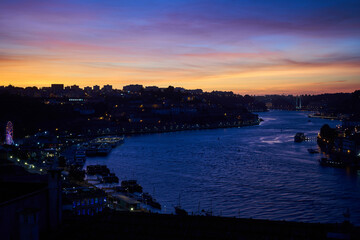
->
[85,110,360,225]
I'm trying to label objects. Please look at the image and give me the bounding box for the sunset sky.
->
[1,0,360,95]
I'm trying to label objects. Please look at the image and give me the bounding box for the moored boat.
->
[97,143,112,156]
[174,206,188,216]
[174,193,187,215]
[294,133,306,142]
[85,142,112,156]
[92,136,124,148]
[141,192,161,209]
[86,165,110,176]
[74,148,86,167]
[121,180,143,193]
[86,143,99,156]
[307,148,319,154]
[100,173,119,183]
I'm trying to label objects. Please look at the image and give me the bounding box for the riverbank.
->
[77,118,261,139]
[308,114,341,120]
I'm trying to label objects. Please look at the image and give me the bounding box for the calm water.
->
[86,110,360,225]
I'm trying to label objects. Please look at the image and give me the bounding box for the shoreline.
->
[82,119,261,139]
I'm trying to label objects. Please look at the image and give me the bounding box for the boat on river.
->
[97,143,112,156]
[86,165,110,176]
[121,180,143,193]
[174,206,188,216]
[84,136,124,157]
[307,148,319,154]
[100,173,119,183]
[141,192,161,210]
[85,143,112,156]
[294,133,306,142]
[92,136,124,148]
[85,143,99,156]
[74,148,86,167]
[174,194,187,216]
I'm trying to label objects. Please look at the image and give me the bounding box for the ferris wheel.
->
[5,121,14,145]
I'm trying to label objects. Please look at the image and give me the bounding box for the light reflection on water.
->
[86,111,360,225]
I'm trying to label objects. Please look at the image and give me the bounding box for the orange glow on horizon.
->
[1,55,359,95]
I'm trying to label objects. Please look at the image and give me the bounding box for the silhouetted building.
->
[343,117,360,128]
[187,89,203,94]
[175,87,185,93]
[93,85,100,92]
[70,85,80,91]
[51,84,64,93]
[84,86,92,93]
[123,84,143,93]
[342,134,360,157]
[0,160,62,240]
[102,84,113,92]
[23,87,40,97]
[212,90,232,96]
[62,187,107,216]
[144,86,159,92]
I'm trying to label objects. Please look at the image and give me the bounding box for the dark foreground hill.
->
[45,211,360,240]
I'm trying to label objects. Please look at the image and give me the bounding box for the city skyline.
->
[4,83,358,96]
[1,0,360,95]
